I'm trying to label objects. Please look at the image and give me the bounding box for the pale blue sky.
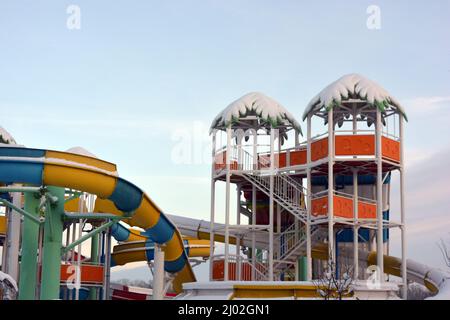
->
[1,1,450,277]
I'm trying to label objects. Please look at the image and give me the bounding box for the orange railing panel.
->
[311,196,328,217]
[212,260,262,281]
[333,195,354,218]
[60,264,104,284]
[382,136,400,162]
[214,151,238,171]
[289,149,307,166]
[335,135,375,156]
[311,195,375,219]
[311,137,328,161]
[278,152,287,168]
[358,201,377,219]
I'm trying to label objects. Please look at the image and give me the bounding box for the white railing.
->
[312,189,376,205]
[244,172,307,222]
[274,223,306,262]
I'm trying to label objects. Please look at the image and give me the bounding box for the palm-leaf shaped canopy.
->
[0,127,17,144]
[211,92,302,142]
[303,74,407,127]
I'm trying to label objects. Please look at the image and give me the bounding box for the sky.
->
[0,0,449,281]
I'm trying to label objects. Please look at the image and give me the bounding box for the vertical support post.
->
[253,129,258,170]
[276,135,281,237]
[75,194,85,300]
[251,184,256,281]
[251,129,257,280]
[67,221,76,301]
[3,190,22,283]
[276,205,281,235]
[268,128,275,280]
[63,219,71,300]
[306,115,312,281]
[100,229,105,299]
[399,115,407,299]
[40,187,65,300]
[327,111,335,265]
[298,256,307,281]
[224,127,232,281]
[89,232,99,300]
[236,185,241,281]
[209,131,216,281]
[376,110,385,282]
[102,225,112,300]
[353,169,359,280]
[153,244,165,300]
[75,219,83,300]
[352,107,359,280]
[36,220,43,298]
[18,192,41,300]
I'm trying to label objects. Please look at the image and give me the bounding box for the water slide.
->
[0,145,195,293]
[314,243,450,298]
[169,215,450,298]
[107,221,210,266]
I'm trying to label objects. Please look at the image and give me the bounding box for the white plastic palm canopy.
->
[303,74,407,123]
[210,92,302,135]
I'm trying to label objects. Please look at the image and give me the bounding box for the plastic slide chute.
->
[107,220,210,266]
[0,146,195,293]
[164,214,450,298]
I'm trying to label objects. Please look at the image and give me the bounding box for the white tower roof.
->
[211,92,302,134]
[303,73,407,121]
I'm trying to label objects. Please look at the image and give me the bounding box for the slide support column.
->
[40,187,65,300]
[153,244,165,300]
[376,110,385,282]
[18,191,41,300]
[89,232,99,300]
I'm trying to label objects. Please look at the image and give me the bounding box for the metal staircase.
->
[273,224,325,273]
[235,148,308,223]
[223,146,321,280]
[241,172,307,223]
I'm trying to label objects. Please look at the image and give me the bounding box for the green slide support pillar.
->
[89,233,99,300]
[40,187,65,300]
[298,256,307,281]
[18,192,41,300]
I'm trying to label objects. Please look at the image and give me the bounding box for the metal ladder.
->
[236,148,308,223]
[273,224,325,274]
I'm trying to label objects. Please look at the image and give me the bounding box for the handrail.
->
[214,131,400,164]
[312,189,376,204]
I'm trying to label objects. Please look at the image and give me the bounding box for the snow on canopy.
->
[0,127,17,144]
[303,74,407,122]
[210,92,302,134]
[66,146,98,158]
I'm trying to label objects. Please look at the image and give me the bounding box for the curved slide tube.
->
[109,222,210,266]
[165,213,270,249]
[168,214,450,297]
[312,243,450,297]
[0,146,195,293]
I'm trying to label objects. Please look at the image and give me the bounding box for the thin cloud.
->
[402,96,450,114]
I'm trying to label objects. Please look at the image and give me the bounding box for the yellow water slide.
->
[0,146,196,293]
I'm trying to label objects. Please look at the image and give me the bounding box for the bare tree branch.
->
[313,248,354,300]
